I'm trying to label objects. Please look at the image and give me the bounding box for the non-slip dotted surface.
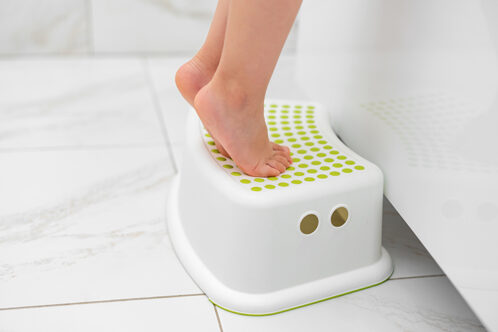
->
[202,102,365,191]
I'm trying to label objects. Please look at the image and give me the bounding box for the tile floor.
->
[0,56,486,331]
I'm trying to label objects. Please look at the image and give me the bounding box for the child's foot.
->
[194,79,292,177]
[175,56,229,157]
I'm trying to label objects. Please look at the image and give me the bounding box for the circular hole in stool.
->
[331,206,349,227]
[300,214,319,234]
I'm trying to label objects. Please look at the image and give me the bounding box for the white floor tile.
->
[382,208,444,279]
[217,277,484,332]
[0,59,163,149]
[0,295,219,332]
[0,147,199,309]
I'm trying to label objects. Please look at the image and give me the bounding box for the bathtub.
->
[296,1,498,330]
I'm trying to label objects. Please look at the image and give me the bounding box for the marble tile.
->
[217,276,485,332]
[0,0,88,54]
[91,0,216,53]
[0,295,220,332]
[0,147,200,309]
[382,205,444,279]
[0,59,164,149]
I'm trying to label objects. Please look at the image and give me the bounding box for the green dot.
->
[307,169,317,174]
[283,126,291,131]
[310,130,319,134]
[270,104,278,108]
[281,174,291,179]
[223,164,233,169]
[282,104,290,108]
[288,138,297,142]
[274,139,284,144]
[292,180,302,184]
[330,150,339,155]
[304,177,315,182]
[268,121,276,125]
[284,132,293,136]
[208,141,215,145]
[271,133,280,137]
[343,168,353,173]
[241,179,251,184]
[325,158,334,163]
[291,144,301,148]
[300,137,310,141]
[304,155,313,160]
[308,125,317,129]
[211,149,220,153]
[282,121,290,125]
[278,182,289,187]
[311,147,320,152]
[306,115,314,119]
[295,172,304,176]
[311,161,321,166]
[305,142,314,146]
[287,166,295,171]
[265,184,276,189]
[330,171,340,176]
[254,178,265,182]
[231,172,241,176]
[269,127,277,132]
[282,110,289,114]
[292,158,300,162]
[217,157,226,161]
[268,115,276,119]
[294,115,301,119]
[205,133,211,137]
[251,186,262,191]
[323,145,332,150]
[317,153,327,157]
[355,165,365,170]
[295,125,304,129]
[320,166,330,171]
[345,160,356,165]
[337,155,347,160]
[268,110,276,114]
[318,140,327,144]
[295,105,303,109]
[307,106,315,109]
[298,163,308,168]
[306,120,315,124]
[297,149,306,154]
[297,131,306,135]
[268,177,278,181]
[281,115,289,119]
[333,163,343,168]
[294,120,302,124]
[293,110,302,113]
[317,174,328,179]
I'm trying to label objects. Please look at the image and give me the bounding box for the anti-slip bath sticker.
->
[201,102,365,191]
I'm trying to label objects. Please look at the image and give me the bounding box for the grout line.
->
[390,274,445,281]
[85,0,95,55]
[0,143,165,153]
[141,58,178,173]
[0,293,205,311]
[213,304,224,332]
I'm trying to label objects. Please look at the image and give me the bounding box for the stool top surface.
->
[201,101,366,192]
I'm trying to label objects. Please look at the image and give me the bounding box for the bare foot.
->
[194,79,292,177]
[175,56,229,157]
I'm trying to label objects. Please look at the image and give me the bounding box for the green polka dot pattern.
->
[202,102,366,191]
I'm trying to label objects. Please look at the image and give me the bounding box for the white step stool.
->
[167,100,393,315]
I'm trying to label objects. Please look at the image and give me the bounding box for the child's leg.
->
[176,0,229,106]
[194,0,301,177]
[176,0,230,156]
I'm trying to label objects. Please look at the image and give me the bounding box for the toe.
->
[273,154,290,168]
[266,159,286,174]
[271,142,292,163]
